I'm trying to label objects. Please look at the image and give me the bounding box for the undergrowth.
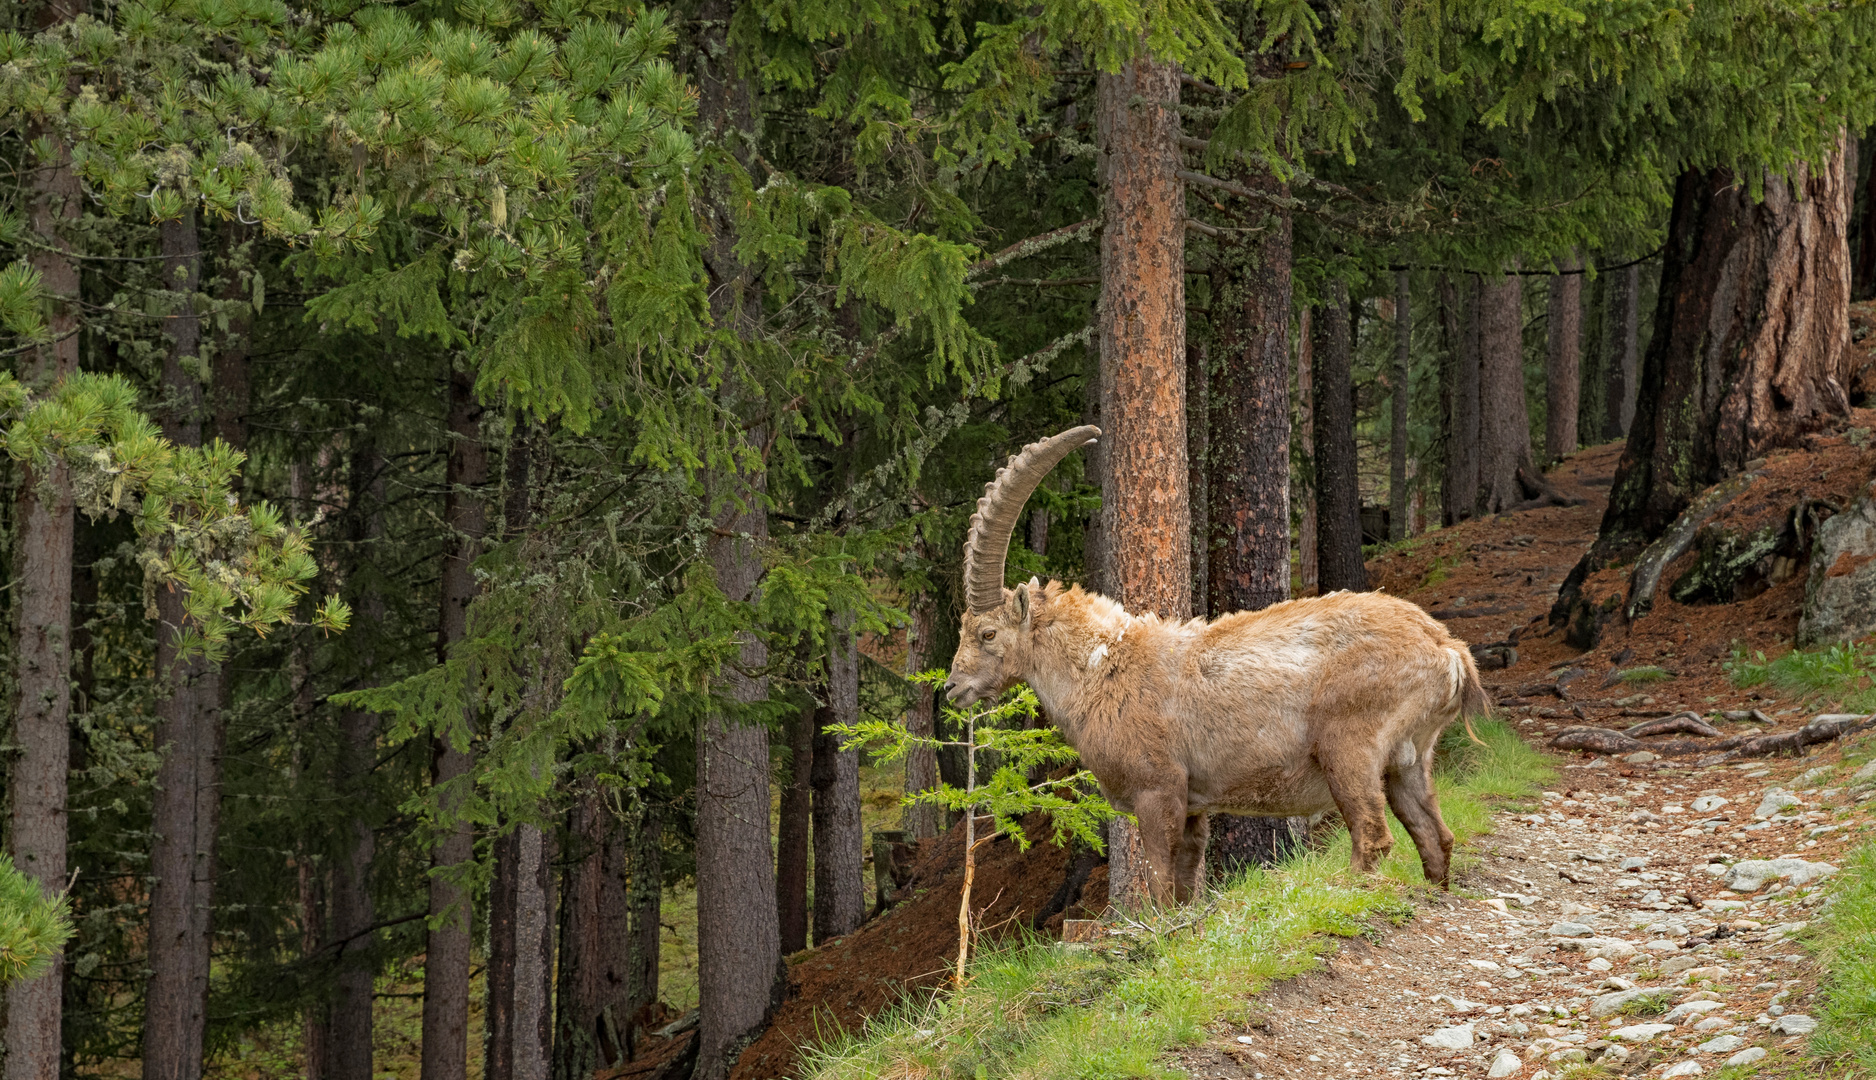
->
[1618,665,1674,684]
[801,718,1552,1080]
[1724,642,1876,711]
[1809,842,1876,1074]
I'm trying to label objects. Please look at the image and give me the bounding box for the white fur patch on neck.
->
[1086,643,1109,669]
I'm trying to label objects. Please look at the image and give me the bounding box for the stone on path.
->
[1753,792,1803,819]
[1609,1023,1676,1042]
[1663,1000,1722,1024]
[1726,1047,1768,1066]
[1689,796,1728,813]
[1488,1048,1522,1077]
[1723,858,1836,892]
[1549,921,1596,937]
[1661,1061,1703,1078]
[1422,1025,1474,1050]
[1770,1014,1818,1035]
[1696,1035,1747,1054]
[1591,988,1670,1017]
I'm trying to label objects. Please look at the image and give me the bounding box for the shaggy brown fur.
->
[944,580,1489,904]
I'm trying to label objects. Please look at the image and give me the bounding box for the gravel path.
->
[1175,745,1875,1080]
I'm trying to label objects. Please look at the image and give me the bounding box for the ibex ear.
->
[1012,581,1033,627]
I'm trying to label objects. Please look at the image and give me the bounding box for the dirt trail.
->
[1172,441,1876,1080]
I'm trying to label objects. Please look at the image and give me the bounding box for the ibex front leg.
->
[1127,786,1189,908]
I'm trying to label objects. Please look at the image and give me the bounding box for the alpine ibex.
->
[943,427,1489,904]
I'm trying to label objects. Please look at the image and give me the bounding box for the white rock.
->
[1547,1049,1587,1063]
[1627,752,1659,764]
[1587,957,1614,972]
[1661,1062,1704,1078]
[1794,766,1834,787]
[1488,1048,1523,1077]
[1236,1035,1254,1044]
[1589,941,1640,962]
[1852,761,1876,786]
[1696,1034,1747,1053]
[1754,792,1803,819]
[1702,898,1748,912]
[1768,921,1809,938]
[1550,922,1597,937]
[1469,959,1503,972]
[1726,1047,1768,1066]
[1723,858,1837,892]
[1692,1017,1732,1031]
[1690,796,1729,813]
[1602,1045,1631,1063]
[1679,966,1729,984]
[1643,939,1682,952]
[1770,1014,1817,1035]
[1422,1025,1475,1050]
[1663,1000,1723,1024]
[1610,1023,1677,1042]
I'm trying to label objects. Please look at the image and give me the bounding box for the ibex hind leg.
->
[1384,745,1454,889]
[1317,748,1394,875]
[1172,812,1209,904]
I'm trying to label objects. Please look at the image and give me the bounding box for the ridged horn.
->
[961,426,1100,614]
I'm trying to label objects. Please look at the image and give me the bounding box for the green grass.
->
[1809,843,1876,1074]
[802,718,1552,1080]
[1724,642,1876,710]
[1618,665,1675,685]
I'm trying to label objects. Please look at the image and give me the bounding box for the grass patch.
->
[1420,551,1463,589]
[1809,842,1876,1074]
[1724,642,1876,710]
[802,718,1551,1080]
[1613,990,1671,1015]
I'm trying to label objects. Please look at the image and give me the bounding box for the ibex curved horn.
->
[961,426,1100,614]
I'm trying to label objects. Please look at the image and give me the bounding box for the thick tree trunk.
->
[1477,271,1530,514]
[329,446,385,1080]
[1296,309,1317,591]
[1555,143,1854,639]
[775,702,813,954]
[900,593,939,840]
[1206,185,1291,615]
[1390,270,1412,541]
[810,621,865,943]
[1097,52,1188,909]
[486,827,519,1080]
[1312,282,1366,593]
[1545,259,1582,462]
[422,367,485,1080]
[1080,354,1110,597]
[1438,275,1477,525]
[625,796,663,1016]
[692,0,784,1068]
[552,794,633,1079]
[144,208,223,1080]
[1602,261,1640,440]
[5,5,84,1069]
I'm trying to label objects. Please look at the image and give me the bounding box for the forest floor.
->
[708,430,1876,1080]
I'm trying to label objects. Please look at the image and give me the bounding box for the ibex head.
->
[942,426,1099,707]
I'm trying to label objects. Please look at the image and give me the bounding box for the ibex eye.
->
[981,630,997,642]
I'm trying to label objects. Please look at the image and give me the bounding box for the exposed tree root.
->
[1624,714,1722,739]
[1623,470,1761,620]
[1549,711,1875,760]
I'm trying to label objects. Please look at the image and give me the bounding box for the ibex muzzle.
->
[947,427,1489,905]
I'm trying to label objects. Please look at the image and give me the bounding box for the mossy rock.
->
[1669,521,1786,604]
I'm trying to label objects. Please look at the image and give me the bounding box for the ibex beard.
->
[944,426,1491,907]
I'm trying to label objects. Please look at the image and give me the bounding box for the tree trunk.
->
[1602,261,1640,440]
[1080,352,1110,597]
[552,793,633,1079]
[775,702,812,954]
[1206,183,1291,615]
[5,4,84,1069]
[1097,52,1188,910]
[1477,270,1527,514]
[1296,308,1317,591]
[1312,282,1366,593]
[422,366,485,1080]
[329,445,385,1080]
[289,463,329,1080]
[810,620,865,943]
[900,593,939,840]
[1390,270,1412,541]
[1546,258,1582,462]
[1555,142,1854,639]
[486,430,554,1080]
[1577,270,1607,443]
[1438,275,1477,525]
[625,796,663,1016]
[144,207,223,1080]
[1858,133,1876,297]
[1187,342,1208,613]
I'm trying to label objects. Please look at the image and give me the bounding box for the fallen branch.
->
[1549,711,1875,760]
[1724,713,1876,758]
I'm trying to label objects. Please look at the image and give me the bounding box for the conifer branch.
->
[964,218,1101,280]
